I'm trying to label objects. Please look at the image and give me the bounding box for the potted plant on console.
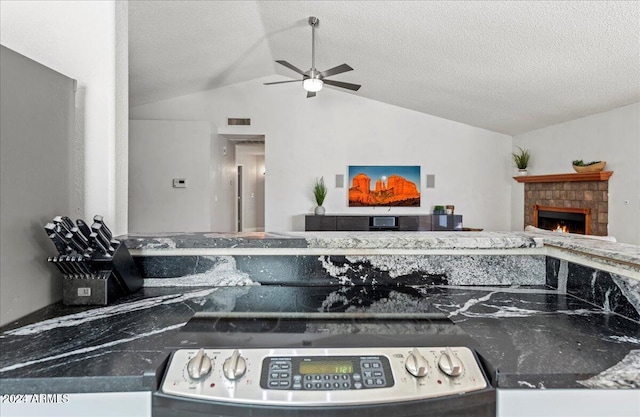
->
[512,146,531,176]
[313,177,327,215]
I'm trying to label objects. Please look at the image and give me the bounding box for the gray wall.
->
[0,46,76,325]
[129,120,211,232]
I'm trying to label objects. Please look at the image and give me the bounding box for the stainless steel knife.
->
[53,216,73,234]
[91,223,114,254]
[93,215,113,241]
[88,232,110,256]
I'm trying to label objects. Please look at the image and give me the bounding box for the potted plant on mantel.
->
[313,177,327,215]
[512,146,531,176]
[572,160,606,173]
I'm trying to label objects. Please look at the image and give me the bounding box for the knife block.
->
[54,243,143,306]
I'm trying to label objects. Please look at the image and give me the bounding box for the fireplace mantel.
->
[513,171,613,183]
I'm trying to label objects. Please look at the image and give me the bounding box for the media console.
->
[304,215,463,231]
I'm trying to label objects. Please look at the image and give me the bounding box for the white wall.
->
[511,102,640,244]
[236,144,266,232]
[131,76,513,232]
[129,120,211,233]
[0,0,129,235]
[210,135,237,232]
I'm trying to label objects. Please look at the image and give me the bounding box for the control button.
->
[269,381,279,387]
[372,362,381,368]
[438,347,463,377]
[324,382,331,388]
[270,364,281,370]
[362,363,371,368]
[354,382,362,389]
[373,371,383,377]
[342,382,350,388]
[352,373,361,381]
[366,378,374,385]
[333,382,340,388]
[222,349,247,381]
[405,348,429,378]
[280,364,291,370]
[293,383,302,390]
[363,371,373,378]
[342,374,349,380]
[270,372,279,379]
[324,375,331,380]
[279,381,290,387]
[314,383,322,389]
[186,348,212,380]
[314,375,321,381]
[305,383,313,389]
[304,375,312,381]
[333,375,340,380]
[375,379,384,385]
[281,372,290,379]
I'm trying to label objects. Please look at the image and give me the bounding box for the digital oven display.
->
[299,360,354,375]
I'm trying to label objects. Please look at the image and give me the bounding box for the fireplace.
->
[533,205,591,235]
[516,172,612,236]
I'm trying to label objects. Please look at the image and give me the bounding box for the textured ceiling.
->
[128,1,640,135]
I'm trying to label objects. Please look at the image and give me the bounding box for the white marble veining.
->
[611,275,640,315]
[297,231,542,249]
[0,323,185,373]
[0,289,218,337]
[318,254,546,285]
[577,350,640,389]
[520,229,640,271]
[143,256,258,287]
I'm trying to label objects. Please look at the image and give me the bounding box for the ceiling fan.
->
[264,16,361,98]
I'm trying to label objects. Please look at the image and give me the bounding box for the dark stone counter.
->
[1,285,638,394]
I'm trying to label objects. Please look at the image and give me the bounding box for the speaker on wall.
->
[336,174,345,188]
[426,174,435,188]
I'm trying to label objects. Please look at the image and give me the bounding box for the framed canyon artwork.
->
[348,165,421,207]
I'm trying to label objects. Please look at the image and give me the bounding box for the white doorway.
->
[234,142,265,232]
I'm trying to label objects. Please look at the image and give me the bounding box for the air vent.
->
[228,118,251,126]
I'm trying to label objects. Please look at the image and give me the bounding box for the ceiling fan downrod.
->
[309,16,319,78]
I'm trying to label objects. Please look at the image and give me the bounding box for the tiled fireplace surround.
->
[522,177,609,236]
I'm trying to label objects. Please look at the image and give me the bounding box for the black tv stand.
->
[304,214,462,231]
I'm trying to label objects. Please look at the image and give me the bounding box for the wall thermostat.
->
[173,179,187,188]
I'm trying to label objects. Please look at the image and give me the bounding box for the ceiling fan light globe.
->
[303,78,323,92]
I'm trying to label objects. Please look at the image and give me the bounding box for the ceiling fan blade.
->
[276,60,307,76]
[323,79,361,91]
[320,63,353,78]
[263,80,302,85]
[307,91,316,98]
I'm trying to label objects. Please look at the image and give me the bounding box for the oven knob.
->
[438,347,463,377]
[187,348,212,380]
[222,349,247,380]
[405,348,429,378]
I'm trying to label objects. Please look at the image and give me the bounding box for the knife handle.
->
[53,216,73,234]
[89,232,110,256]
[93,215,113,241]
[76,219,92,240]
[48,233,69,255]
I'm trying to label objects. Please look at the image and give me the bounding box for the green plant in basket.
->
[572,160,601,167]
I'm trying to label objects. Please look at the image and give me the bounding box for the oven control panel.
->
[160,347,488,406]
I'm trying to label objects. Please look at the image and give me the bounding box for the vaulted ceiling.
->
[128,1,640,135]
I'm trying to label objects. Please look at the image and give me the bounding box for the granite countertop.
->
[1,284,638,394]
[121,231,640,274]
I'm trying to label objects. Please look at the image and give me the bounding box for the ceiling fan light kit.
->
[264,16,361,98]
[303,78,323,92]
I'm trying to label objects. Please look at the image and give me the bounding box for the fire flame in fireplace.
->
[553,224,569,233]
